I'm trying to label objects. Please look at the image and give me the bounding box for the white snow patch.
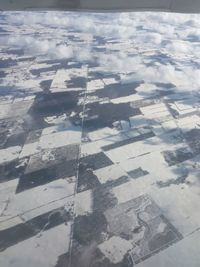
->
[98,236,132,264]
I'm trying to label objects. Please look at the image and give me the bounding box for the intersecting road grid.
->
[1,16,200,267]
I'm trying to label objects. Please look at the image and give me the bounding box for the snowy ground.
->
[0,11,200,267]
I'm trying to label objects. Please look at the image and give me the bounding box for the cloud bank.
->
[0,11,200,90]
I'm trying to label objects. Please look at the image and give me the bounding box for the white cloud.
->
[1,33,94,60]
[98,52,142,72]
[164,41,192,55]
[1,11,200,92]
[4,35,74,59]
[123,63,200,90]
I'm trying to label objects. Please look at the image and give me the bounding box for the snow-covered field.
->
[0,11,200,267]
